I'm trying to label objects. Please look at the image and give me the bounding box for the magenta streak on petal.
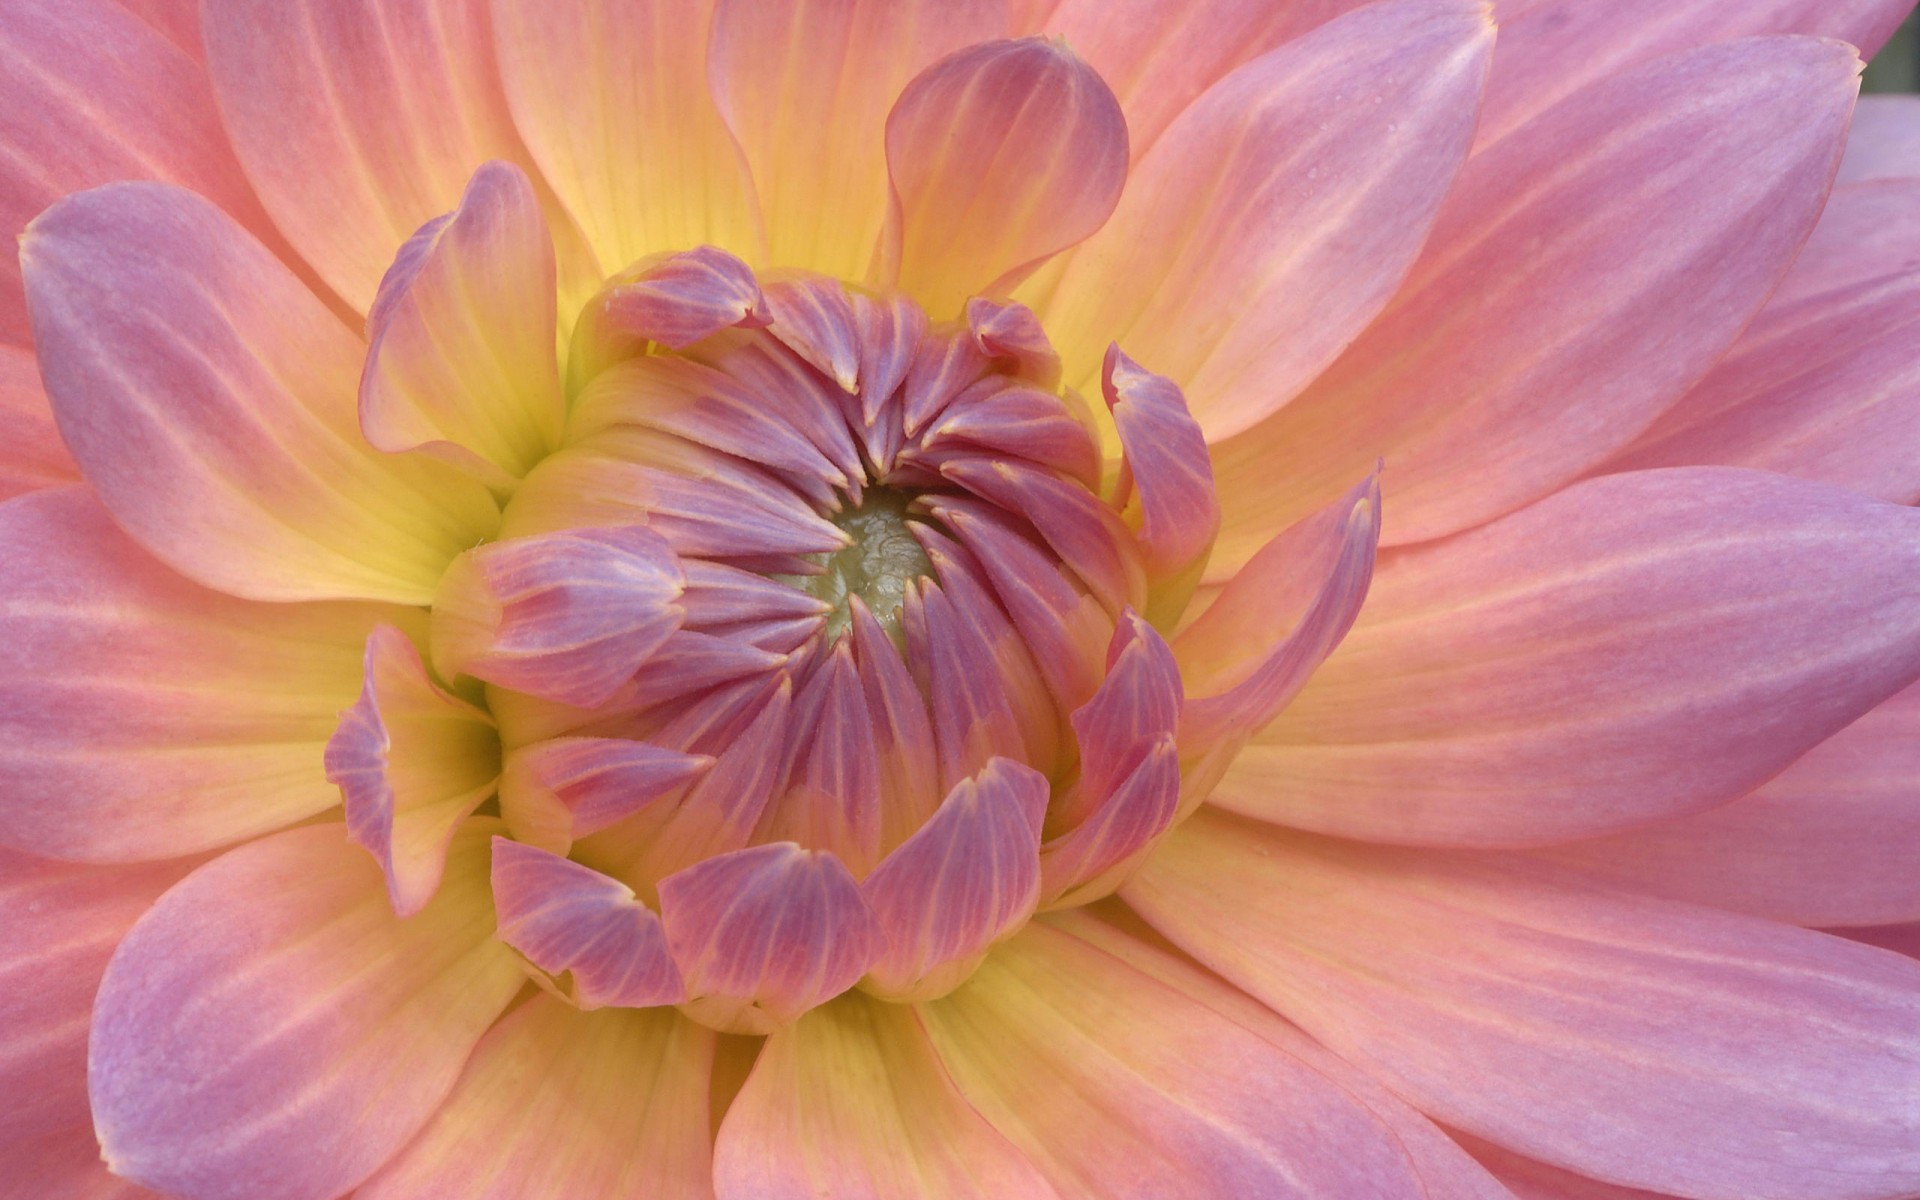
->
[860,757,1048,1001]
[902,325,993,436]
[581,245,769,357]
[851,291,928,426]
[758,643,885,875]
[617,630,789,712]
[927,496,1109,716]
[1178,473,1380,750]
[698,338,869,491]
[1039,733,1179,906]
[846,597,943,845]
[658,841,883,1035]
[1103,345,1219,581]
[762,275,861,392]
[1054,610,1182,831]
[912,378,1103,491]
[939,457,1146,615]
[966,297,1062,389]
[680,559,834,627]
[499,737,712,855]
[490,838,684,1009]
[326,625,498,918]
[430,525,686,709]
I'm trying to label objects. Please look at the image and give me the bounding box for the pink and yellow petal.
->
[89,822,524,1200]
[21,182,499,605]
[715,992,1055,1199]
[356,998,714,1200]
[0,489,420,863]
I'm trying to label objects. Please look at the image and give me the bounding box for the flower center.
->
[791,486,932,644]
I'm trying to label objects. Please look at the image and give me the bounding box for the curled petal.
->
[859,758,1047,1001]
[1103,346,1218,615]
[327,626,500,917]
[360,160,565,484]
[570,245,769,388]
[657,842,883,1034]
[21,181,499,604]
[939,458,1146,615]
[916,381,1101,490]
[499,737,711,855]
[431,525,686,708]
[762,275,862,392]
[491,839,685,1009]
[880,37,1128,315]
[1038,734,1179,907]
[357,999,714,1200]
[966,298,1061,389]
[758,645,885,874]
[1058,610,1181,828]
[89,823,522,1200]
[715,993,1056,1200]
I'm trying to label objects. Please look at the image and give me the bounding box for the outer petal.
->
[859,758,1047,1001]
[1208,37,1860,558]
[327,626,500,917]
[1102,349,1218,610]
[491,0,757,275]
[498,737,711,854]
[919,921,1435,1198]
[1041,0,1384,158]
[1039,0,1494,437]
[658,841,884,1034]
[880,38,1127,316]
[1839,95,1920,183]
[88,822,524,1200]
[715,993,1056,1200]
[1536,681,1920,928]
[21,182,499,604]
[2,1128,166,1200]
[0,0,276,343]
[1221,469,1920,847]
[709,0,1009,280]
[0,850,192,1147]
[1602,178,1920,502]
[1128,811,1920,1200]
[1459,1134,1686,1200]
[490,839,685,1009]
[357,998,713,1200]
[202,0,585,312]
[1476,0,1910,149]
[361,160,565,483]
[0,345,77,500]
[0,489,414,862]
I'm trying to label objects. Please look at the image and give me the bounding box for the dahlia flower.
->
[4,0,1920,1197]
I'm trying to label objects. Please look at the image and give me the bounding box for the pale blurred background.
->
[1865,10,1918,91]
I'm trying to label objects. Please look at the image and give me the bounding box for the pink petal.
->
[938,458,1146,616]
[1208,36,1860,560]
[0,489,412,862]
[360,161,564,484]
[1602,179,1920,503]
[1129,812,1920,1200]
[430,524,686,707]
[758,645,885,874]
[1476,0,1910,150]
[202,0,588,312]
[490,838,684,1009]
[1039,0,1493,438]
[1223,469,1920,847]
[1175,474,1379,752]
[966,298,1062,389]
[491,0,756,275]
[1042,0,1384,158]
[2,1127,167,1200]
[21,182,499,604]
[1102,347,1218,602]
[1839,95,1920,183]
[657,842,883,1034]
[356,998,713,1200]
[714,992,1055,1200]
[0,850,191,1146]
[0,345,78,500]
[918,921,1438,1198]
[1038,735,1179,907]
[906,577,1045,790]
[879,37,1127,316]
[0,0,276,343]
[326,626,499,917]
[573,245,768,374]
[1842,923,1920,961]
[847,598,944,843]
[859,758,1047,1001]
[89,822,523,1200]
[1053,905,1518,1200]
[498,737,711,855]
[113,0,201,59]
[1459,1133,1682,1200]
[709,0,1009,281]
[1065,612,1182,819]
[913,382,1102,492]
[1535,681,1920,928]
